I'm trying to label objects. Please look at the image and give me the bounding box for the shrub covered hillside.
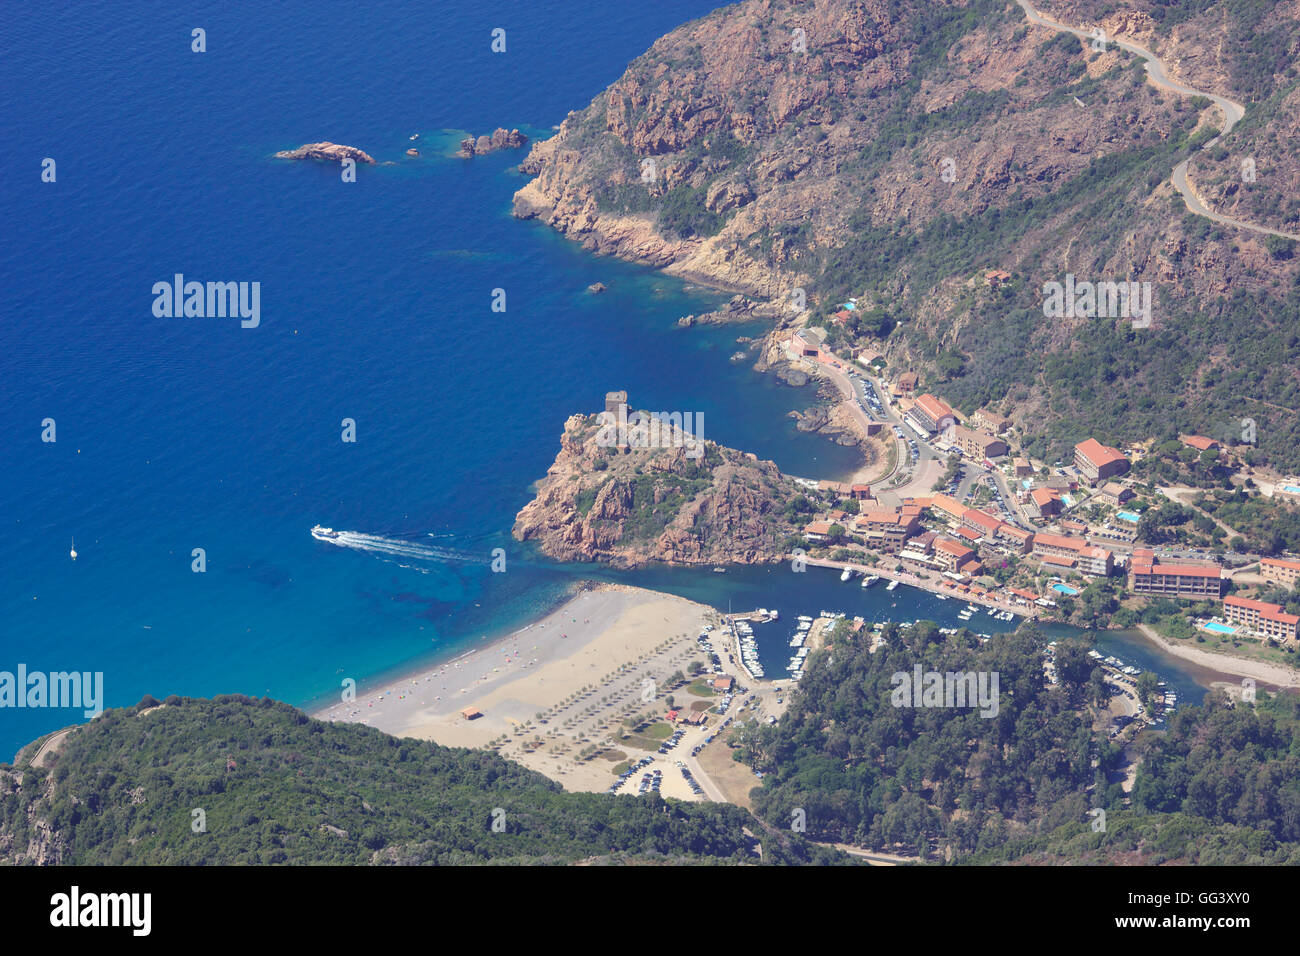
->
[0,695,846,865]
[971,692,1300,865]
[515,0,1300,472]
[734,615,1300,865]
[735,619,1107,860]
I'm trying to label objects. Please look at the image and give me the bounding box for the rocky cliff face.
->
[512,0,1300,470]
[0,769,67,865]
[513,410,804,567]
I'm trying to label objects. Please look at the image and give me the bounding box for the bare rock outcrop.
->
[457,128,528,158]
[513,404,805,568]
[275,142,376,164]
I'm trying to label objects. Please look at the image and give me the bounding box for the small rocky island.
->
[457,128,528,158]
[513,392,804,568]
[275,142,376,164]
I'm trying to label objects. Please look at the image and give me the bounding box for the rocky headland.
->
[512,398,806,568]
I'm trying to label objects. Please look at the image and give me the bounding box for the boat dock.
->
[725,608,779,624]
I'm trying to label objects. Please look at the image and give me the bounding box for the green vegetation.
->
[737,620,1110,858]
[1196,489,1300,554]
[0,696,844,865]
[971,692,1300,864]
[730,615,1300,864]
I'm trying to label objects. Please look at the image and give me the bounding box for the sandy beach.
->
[1135,624,1300,691]
[314,581,720,790]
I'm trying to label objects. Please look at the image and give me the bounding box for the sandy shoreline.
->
[312,580,625,730]
[1135,624,1300,690]
[314,581,718,769]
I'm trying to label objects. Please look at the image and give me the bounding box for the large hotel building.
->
[1260,557,1300,590]
[1074,438,1129,485]
[1128,549,1223,598]
[852,508,920,554]
[1223,595,1300,642]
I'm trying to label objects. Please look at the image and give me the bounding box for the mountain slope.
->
[514,0,1300,471]
[0,696,842,865]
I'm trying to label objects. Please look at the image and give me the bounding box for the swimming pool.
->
[1203,621,1236,634]
[1116,510,1140,522]
[1282,485,1300,496]
[1052,583,1080,596]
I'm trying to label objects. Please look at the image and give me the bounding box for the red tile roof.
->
[962,509,1002,533]
[1179,434,1219,451]
[1262,557,1300,572]
[914,393,954,422]
[1131,563,1221,577]
[1034,533,1087,552]
[1030,487,1060,507]
[929,494,967,518]
[936,538,974,559]
[1225,595,1300,624]
[1075,438,1127,469]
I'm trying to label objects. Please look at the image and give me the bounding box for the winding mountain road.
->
[1016,0,1300,242]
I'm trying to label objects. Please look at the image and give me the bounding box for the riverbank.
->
[1135,624,1300,691]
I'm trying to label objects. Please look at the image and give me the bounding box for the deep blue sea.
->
[0,1,1210,757]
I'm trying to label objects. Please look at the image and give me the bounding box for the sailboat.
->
[70,537,77,561]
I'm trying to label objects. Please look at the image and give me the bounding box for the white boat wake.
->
[311,528,481,566]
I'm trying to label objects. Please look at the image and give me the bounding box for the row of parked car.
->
[658,729,686,755]
[860,380,885,419]
[677,762,704,796]
[638,770,663,795]
[607,755,658,794]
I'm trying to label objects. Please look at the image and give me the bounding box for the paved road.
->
[1016,0,1300,243]
[802,358,905,487]
[26,728,74,768]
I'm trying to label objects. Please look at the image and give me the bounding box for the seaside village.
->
[578,297,1300,802]
[347,298,1300,808]
[555,334,1300,802]
[782,293,1300,661]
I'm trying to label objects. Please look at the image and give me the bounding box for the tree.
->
[1135,672,1159,712]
